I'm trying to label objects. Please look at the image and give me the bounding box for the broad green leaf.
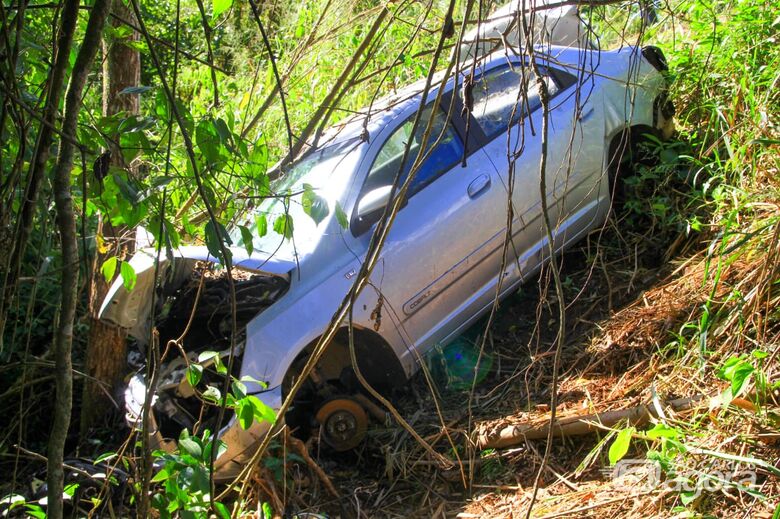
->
[239,225,254,256]
[238,399,254,430]
[212,0,233,19]
[202,386,221,403]
[730,363,755,396]
[120,261,136,292]
[213,502,230,519]
[178,437,202,459]
[335,201,349,229]
[63,483,79,498]
[101,256,118,283]
[247,395,276,424]
[93,451,117,464]
[646,423,682,440]
[196,119,221,164]
[204,220,233,265]
[608,426,635,465]
[302,184,329,225]
[273,214,293,240]
[186,364,203,388]
[255,214,268,237]
[232,380,247,399]
[198,351,219,363]
[150,466,171,483]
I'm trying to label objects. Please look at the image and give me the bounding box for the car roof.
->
[311,44,613,151]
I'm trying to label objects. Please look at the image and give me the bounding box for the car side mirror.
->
[351,185,394,236]
[356,185,393,220]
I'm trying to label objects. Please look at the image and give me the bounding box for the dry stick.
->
[47,0,113,517]
[286,431,340,498]
[475,396,703,449]
[239,0,333,141]
[246,0,292,156]
[519,1,567,517]
[1,0,80,348]
[219,2,461,507]
[193,0,219,107]
[275,6,389,169]
[124,0,239,515]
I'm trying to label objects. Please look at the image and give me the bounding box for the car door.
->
[467,58,605,280]
[351,101,508,359]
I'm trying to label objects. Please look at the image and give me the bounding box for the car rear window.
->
[470,65,561,140]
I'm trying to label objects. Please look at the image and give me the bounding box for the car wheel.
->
[315,397,368,451]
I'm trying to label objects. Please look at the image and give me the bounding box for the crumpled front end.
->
[101,246,292,479]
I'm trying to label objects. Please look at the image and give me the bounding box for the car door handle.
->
[578,106,595,122]
[467,174,491,198]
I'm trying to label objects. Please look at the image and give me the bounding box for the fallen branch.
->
[475,396,704,450]
[286,430,340,499]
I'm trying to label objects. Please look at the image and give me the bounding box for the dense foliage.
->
[1,0,778,516]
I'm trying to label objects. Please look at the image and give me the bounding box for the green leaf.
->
[238,399,254,430]
[247,395,276,424]
[186,364,203,388]
[232,380,247,400]
[198,351,219,363]
[302,184,329,225]
[213,502,231,519]
[646,423,682,440]
[730,363,754,396]
[178,437,202,459]
[608,426,635,465]
[196,119,222,164]
[335,201,349,229]
[25,504,46,519]
[93,451,117,464]
[202,386,221,403]
[273,214,293,240]
[262,501,273,518]
[239,225,254,257]
[204,220,233,265]
[101,256,118,283]
[255,214,268,238]
[63,483,79,498]
[150,466,171,483]
[212,0,233,19]
[120,261,137,292]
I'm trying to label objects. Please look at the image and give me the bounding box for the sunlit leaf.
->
[186,364,203,388]
[302,183,329,225]
[608,426,634,465]
[212,0,233,19]
[273,214,293,240]
[101,256,118,283]
[335,201,349,229]
[120,261,136,292]
[239,225,254,256]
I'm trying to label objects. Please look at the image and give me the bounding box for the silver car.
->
[100,44,673,478]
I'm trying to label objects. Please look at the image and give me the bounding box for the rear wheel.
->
[606,126,659,208]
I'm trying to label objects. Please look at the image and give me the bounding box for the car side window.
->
[471,65,561,140]
[363,105,464,197]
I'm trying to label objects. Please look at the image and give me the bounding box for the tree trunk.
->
[48,0,113,516]
[79,0,140,436]
[0,0,81,350]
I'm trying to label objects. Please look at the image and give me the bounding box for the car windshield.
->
[231,138,361,257]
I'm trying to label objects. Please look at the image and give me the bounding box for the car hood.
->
[99,245,295,340]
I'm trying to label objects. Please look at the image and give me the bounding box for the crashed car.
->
[100,44,674,478]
